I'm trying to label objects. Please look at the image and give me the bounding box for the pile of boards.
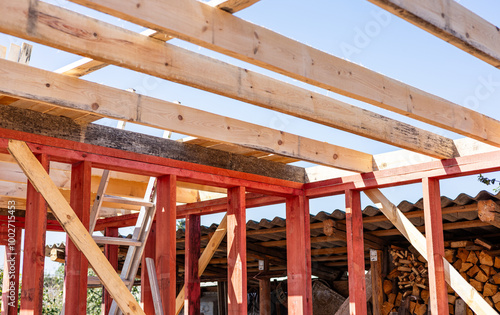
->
[381,240,500,314]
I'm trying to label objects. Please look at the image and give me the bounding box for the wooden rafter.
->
[67,0,500,150]
[367,0,500,68]
[7,139,145,315]
[0,0,456,159]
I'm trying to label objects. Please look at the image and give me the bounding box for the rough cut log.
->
[478,200,500,229]
[479,251,494,266]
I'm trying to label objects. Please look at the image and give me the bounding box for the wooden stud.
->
[259,278,271,315]
[1,226,21,315]
[20,153,49,315]
[103,227,119,314]
[345,189,367,314]
[370,249,384,315]
[422,178,448,314]
[227,186,247,315]
[141,221,156,314]
[184,214,201,315]
[156,174,177,315]
[286,194,313,314]
[64,160,92,315]
[7,140,145,315]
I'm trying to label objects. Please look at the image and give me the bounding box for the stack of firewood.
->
[382,241,500,315]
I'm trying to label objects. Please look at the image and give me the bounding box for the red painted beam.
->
[20,153,49,315]
[0,216,63,232]
[227,186,247,315]
[103,227,119,315]
[156,174,177,315]
[64,161,92,315]
[141,221,156,315]
[2,226,21,315]
[286,195,312,315]
[345,189,367,315]
[0,130,302,196]
[422,178,448,314]
[184,214,201,315]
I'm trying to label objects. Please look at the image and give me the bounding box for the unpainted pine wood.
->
[0,0,455,159]
[20,153,49,315]
[7,140,145,315]
[184,214,201,315]
[422,177,448,314]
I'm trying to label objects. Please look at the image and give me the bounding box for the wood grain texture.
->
[367,0,500,68]
[141,221,156,315]
[365,189,496,315]
[184,215,201,315]
[103,227,119,315]
[7,140,145,315]
[0,0,455,159]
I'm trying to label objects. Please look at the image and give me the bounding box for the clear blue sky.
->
[1,0,500,273]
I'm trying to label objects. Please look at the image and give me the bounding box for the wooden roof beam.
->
[67,0,500,149]
[367,0,500,69]
[0,0,456,159]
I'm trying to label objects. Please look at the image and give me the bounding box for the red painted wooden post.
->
[156,174,177,315]
[259,278,271,315]
[184,214,201,314]
[20,153,49,315]
[286,195,313,315]
[103,227,119,314]
[227,186,247,315]
[345,189,367,315]
[64,161,92,315]
[2,226,22,315]
[422,177,448,314]
[141,221,156,314]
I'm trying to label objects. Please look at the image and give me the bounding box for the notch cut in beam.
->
[0,0,456,159]
[7,140,145,315]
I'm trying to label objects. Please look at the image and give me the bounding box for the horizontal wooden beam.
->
[0,59,373,172]
[367,0,500,68]
[67,0,500,150]
[0,0,456,159]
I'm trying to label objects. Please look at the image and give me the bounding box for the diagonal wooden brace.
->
[364,189,496,315]
[7,140,145,315]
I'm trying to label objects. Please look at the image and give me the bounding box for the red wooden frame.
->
[2,226,21,315]
[184,214,201,314]
[141,221,156,314]
[103,227,119,314]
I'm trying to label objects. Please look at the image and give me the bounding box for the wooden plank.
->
[227,186,247,314]
[103,227,119,315]
[92,236,141,247]
[64,160,92,315]
[364,189,496,315]
[141,221,156,315]
[184,214,201,315]
[0,0,456,159]
[20,153,49,315]
[206,0,260,13]
[0,45,6,59]
[367,0,500,68]
[6,44,20,62]
[88,169,110,234]
[66,0,500,151]
[156,175,177,315]
[175,214,228,314]
[370,249,383,315]
[286,194,313,315]
[422,178,448,314]
[7,140,145,315]
[145,258,164,315]
[345,189,367,315]
[2,226,21,315]
[0,60,372,172]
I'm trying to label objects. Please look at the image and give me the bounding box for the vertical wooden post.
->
[156,174,177,315]
[20,153,49,315]
[259,278,271,315]
[422,177,448,314]
[141,221,156,314]
[217,281,228,315]
[227,186,247,315]
[2,226,22,315]
[64,161,92,315]
[286,194,313,315]
[103,227,119,314]
[345,189,367,315]
[370,249,383,315]
[184,214,201,315]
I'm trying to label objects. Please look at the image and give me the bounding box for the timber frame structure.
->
[0,0,500,314]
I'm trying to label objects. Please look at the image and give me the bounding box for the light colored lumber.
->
[68,0,500,150]
[175,214,228,315]
[366,0,500,68]
[6,140,145,315]
[364,189,496,315]
[0,45,6,59]
[145,258,164,315]
[206,0,260,13]
[92,236,141,247]
[0,59,372,172]
[0,0,456,159]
